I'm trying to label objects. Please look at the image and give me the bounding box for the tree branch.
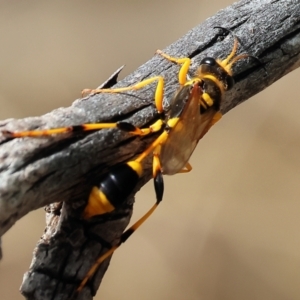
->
[0,0,299,299]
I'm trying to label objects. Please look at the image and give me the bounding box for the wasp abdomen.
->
[83,161,142,218]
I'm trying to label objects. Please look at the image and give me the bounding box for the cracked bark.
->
[0,0,300,299]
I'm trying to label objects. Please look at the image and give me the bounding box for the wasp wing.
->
[160,84,217,175]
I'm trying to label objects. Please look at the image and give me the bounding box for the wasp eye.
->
[200,57,216,66]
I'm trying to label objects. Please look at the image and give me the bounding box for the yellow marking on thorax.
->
[167,117,180,129]
[201,93,214,107]
[184,78,201,87]
[202,74,225,94]
[184,77,215,108]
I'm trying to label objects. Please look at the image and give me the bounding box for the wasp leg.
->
[126,119,164,136]
[82,75,165,115]
[1,123,120,138]
[77,200,160,293]
[6,76,166,139]
[135,129,169,163]
[177,162,193,174]
[156,50,191,86]
[1,117,165,138]
[152,144,164,201]
[210,111,222,126]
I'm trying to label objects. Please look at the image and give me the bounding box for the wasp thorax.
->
[198,57,235,92]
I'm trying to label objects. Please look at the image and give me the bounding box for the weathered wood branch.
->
[0,0,300,299]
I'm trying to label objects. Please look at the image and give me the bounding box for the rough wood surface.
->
[0,0,299,299]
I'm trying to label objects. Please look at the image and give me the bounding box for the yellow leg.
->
[135,131,169,163]
[2,116,166,139]
[82,76,165,114]
[152,144,164,201]
[210,111,222,126]
[156,50,191,86]
[152,144,162,177]
[1,123,119,138]
[177,162,193,174]
[4,75,167,139]
[129,119,164,136]
[77,201,160,293]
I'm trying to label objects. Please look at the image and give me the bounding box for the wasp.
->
[1,31,253,294]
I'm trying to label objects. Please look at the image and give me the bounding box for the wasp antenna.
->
[225,53,249,72]
[214,26,249,58]
[220,37,239,67]
[214,27,267,75]
[229,53,267,76]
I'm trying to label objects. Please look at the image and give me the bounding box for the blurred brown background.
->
[1,1,300,300]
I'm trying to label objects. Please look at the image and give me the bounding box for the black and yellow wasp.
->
[1,31,252,293]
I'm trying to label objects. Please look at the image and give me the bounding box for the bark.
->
[0,0,299,299]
